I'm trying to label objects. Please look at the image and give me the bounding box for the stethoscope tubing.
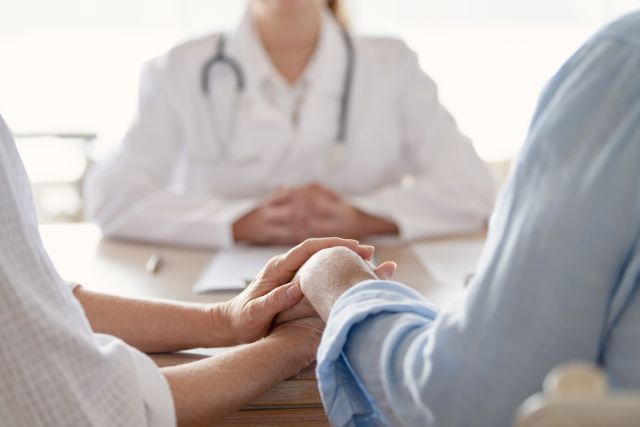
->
[200,25,354,147]
[201,34,245,95]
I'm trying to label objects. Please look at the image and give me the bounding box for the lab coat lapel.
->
[294,12,348,157]
[305,11,347,101]
[226,11,282,124]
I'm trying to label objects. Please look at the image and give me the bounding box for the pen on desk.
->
[146,253,163,275]
[464,272,475,287]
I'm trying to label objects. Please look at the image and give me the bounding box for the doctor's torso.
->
[143,13,420,200]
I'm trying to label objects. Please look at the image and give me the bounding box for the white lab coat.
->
[85,11,496,248]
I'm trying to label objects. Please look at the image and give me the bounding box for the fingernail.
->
[287,283,302,300]
[360,245,375,259]
[384,262,398,279]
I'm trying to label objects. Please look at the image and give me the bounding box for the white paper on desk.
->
[193,245,291,293]
[410,238,486,286]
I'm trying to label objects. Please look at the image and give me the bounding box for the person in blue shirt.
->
[291,11,640,427]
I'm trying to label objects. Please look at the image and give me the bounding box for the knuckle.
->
[261,292,275,308]
[322,245,354,258]
[266,255,284,271]
[304,237,321,246]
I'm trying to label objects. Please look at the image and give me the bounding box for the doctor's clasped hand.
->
[85,0,496,248]
[233,183,399,245]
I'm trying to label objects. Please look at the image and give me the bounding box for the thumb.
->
[253,282,303,321]
[375,261,397,280]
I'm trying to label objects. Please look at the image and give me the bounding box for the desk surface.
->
[41,223,462,307]
[39,223,465,426]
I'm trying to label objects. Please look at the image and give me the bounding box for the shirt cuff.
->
[212,197,259,247]
[66,281,81,291]
[316,280,438,427]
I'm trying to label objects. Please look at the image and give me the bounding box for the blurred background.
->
[1,0,639,221]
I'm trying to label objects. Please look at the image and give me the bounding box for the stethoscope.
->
[200,25,355,168]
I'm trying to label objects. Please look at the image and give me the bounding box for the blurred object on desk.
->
[411,236,486,290]
[193,245,291,293]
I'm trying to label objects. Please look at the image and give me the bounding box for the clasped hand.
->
[214,237,396,369]
[233,183,398,245]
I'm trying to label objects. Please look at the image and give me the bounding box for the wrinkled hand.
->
[217,238,375,344]
[274,296,316,325]
[296,246,397,321]
[269,316,326,369]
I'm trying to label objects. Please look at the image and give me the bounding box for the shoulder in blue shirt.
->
[316,11,640,427]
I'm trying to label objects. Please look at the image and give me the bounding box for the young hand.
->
[233,183,399,245]
[232,188,305,245]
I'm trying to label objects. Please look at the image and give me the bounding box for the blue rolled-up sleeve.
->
[316,280,438,427]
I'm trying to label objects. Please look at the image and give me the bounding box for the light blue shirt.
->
[316,11,640,427]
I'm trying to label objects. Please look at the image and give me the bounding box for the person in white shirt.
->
[0,115,392,425]
[84,0,496,248]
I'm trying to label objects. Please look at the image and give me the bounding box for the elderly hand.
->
[268,316,326,370]
[215,238,375,345]
[296,246,397,321]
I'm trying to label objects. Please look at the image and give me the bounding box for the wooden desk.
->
[40,223,462,425]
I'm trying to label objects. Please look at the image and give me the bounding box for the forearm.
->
[162,336,307,427]
[73,286,233,352]
[87,168,256,248]
[349,175,494,241]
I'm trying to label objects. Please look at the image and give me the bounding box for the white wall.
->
[1,0,639,161]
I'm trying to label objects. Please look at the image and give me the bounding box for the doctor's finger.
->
[264,223,301,245]
[262,204,296,224]
[263,188,294,207]
[309,182,341,201]
[300,183,336,202]
[307,194,340,217]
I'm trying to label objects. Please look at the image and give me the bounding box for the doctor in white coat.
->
[85,0,496,248]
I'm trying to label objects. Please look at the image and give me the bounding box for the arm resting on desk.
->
[163,319,322,426]
[72,238,374,352]
[72,286,235,352]
[71,238,375,425]
[74,285,322,426]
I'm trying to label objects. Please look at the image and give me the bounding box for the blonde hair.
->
[327,0,348,27]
